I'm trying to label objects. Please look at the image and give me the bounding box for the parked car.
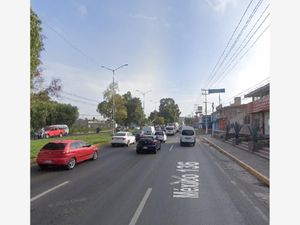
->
[36,140,98,170]
[111,132,136,147]
[44,126,66,138]
[180,126,196,146]
[136,136,161,154]
[154,130,167,143]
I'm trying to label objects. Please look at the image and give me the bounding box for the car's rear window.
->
[155,131,163,135]
[166,127,174,130]
[182,130,194,136]
[42,143,66,150]
[114,132,126,136]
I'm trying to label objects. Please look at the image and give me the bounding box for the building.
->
[212,97,251,135]
[244,83,270,136]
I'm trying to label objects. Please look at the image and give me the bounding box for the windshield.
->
[182,130,194,136]
[42,143,66,150]
[166,127,174,130]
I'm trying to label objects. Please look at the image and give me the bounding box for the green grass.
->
[31,132,112,159]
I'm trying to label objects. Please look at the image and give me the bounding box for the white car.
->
[154,131,167,143]
[111,132,136,147]
[180,126,196,146]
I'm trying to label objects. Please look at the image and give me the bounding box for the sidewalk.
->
[201,134,269,186]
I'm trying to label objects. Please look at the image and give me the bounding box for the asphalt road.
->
[31,134,269,225]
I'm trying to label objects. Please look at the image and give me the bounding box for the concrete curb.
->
[202,137,269,187]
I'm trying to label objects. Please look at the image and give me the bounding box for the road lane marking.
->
[129,188,152,225]
[31,181,70,202]
[168,144,174,151]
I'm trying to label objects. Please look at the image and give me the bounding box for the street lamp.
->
[136,89,151,113]
[150,100,159,111]
[101,64,128,135]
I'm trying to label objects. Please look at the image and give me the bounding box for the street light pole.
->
[150,100,159,111]
[136,89,151,113]
[101,64,128,135]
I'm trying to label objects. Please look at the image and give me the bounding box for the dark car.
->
[136,136,161,154]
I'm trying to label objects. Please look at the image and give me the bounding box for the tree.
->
[158,98,181,124]
[123,92,145,127]
[31,100,79,132]
[30,8,44,84]
[97,82,127,125]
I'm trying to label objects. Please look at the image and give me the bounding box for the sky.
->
[31,0,270,119]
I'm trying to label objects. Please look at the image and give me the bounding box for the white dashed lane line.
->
[31,181,70,202]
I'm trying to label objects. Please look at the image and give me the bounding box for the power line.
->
[58,95,98,107]
[213,24,270,87]
[61,91,100,103]
[219,4,270,77]
[214,12,270,86]
[205,0,255,88]
[207,0,265,88]
[43,21,99,66]
[221,77,270,106]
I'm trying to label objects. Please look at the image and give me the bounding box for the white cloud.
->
[205,0,238,13]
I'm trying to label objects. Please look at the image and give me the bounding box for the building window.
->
[244,115,250,124]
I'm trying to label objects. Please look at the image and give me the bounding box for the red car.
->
[44,127,65,138]
[36,140,98,170]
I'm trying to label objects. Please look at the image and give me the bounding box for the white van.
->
[165,126,176,135]
[180,126,196,146]
[141,126,155,137]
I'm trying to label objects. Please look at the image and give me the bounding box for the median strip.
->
[31,181,70,202]
[129,188,152,225]
[203,137,269,187]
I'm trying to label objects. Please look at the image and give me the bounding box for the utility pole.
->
[201,89,208,134]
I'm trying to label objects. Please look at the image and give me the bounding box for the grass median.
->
[31,132,112,160]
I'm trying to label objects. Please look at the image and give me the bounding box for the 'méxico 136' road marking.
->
[171,162,199,198]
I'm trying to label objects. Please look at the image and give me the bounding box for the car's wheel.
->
[112,143,115,147]
[38,164,47,170]
[66,158,76,170]
[153,148,157,154]
[92,151,98,160]
[136,150,140,154]
[180,141,183,146]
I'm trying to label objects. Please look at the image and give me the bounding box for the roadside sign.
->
[208,88,225,94]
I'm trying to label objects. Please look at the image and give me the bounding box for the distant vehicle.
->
[111,132,136,147]
[141,126,155,137]
[36,140,98,170]
[154,130,167,143]
[180,126,196,146]
[136,136,161,154]
[165,125,176,135]
[48,124,69,135]
[44,126,66,138]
